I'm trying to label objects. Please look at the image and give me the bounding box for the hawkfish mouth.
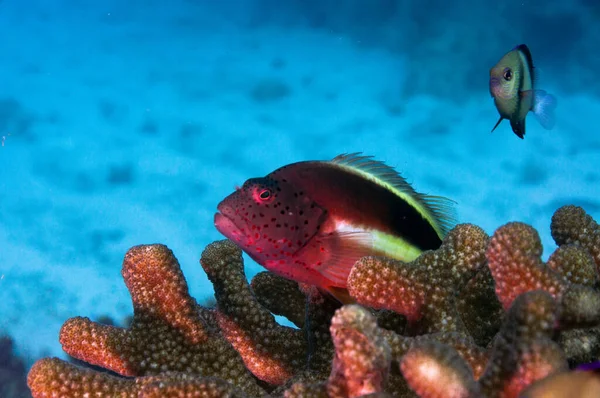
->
[214,210,247,245]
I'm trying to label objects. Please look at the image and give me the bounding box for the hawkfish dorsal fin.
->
[330,153,457,239]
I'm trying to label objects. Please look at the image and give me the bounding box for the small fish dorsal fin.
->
[515,44,535,82]
[330,153,457,239]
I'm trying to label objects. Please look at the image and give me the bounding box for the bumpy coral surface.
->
[27,205,600,397]
[347,223,489,334]
[30,244,265,397]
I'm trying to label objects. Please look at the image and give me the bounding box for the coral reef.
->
[27,205,600,397]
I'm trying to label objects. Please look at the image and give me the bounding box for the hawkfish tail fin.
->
[532,90,557,130]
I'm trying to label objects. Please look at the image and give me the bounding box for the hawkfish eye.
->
[503,68,512,81]
[259,189,271,200]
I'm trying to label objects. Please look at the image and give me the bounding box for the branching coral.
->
[285,305,391,398]
[347,224,489,335]
[346,224,492,378]
[27,205,600,397]
[30,244,265,397]
[401,291,567,398]
[28,358,249,397]
[551,204,600,270]
[200,240,309,385]
[487,221,600,328]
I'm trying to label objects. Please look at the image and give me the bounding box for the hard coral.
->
[34,244,265,397]
[487,220,600,328]
[347,223,489,334]
[27,205,600,397]
[551,204,600,270]
[200,240,309,385]
[28,357,248,397]
[401,291,567,398]
[286,305,391,398]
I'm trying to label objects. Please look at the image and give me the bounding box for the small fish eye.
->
[259,189,271,200]
[503,68,512,81]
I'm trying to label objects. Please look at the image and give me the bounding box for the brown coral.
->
[457,266,504,347]
[26,204,600,397]
[45,244,264,396]
[347,223,489,335]
[477,291,567,397]
[28,357,248,397]
[401,340,481,398]
[401,291,567,398]
[551,205,600,269]
[487,221,600,328]
[199,240,341,386]
[286,305,391,398]
[251,271,307,328]
[201,240,308,385]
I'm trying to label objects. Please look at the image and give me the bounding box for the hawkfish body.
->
[215,153,456,302]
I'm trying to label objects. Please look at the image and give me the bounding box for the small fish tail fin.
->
[532,90,557,130]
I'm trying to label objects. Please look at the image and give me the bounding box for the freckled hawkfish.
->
[214,153,456,303]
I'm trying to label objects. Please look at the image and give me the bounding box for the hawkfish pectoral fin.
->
[491,116,503,132]
[532,90,557,130]
[510,118,526,139]
[310,230,374,287]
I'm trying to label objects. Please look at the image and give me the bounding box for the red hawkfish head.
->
[214,176,327,272]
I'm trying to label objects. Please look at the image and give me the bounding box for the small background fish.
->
[489,44,557,138]
[214,153,456,302]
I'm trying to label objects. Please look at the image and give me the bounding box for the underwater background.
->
[1,0,599,395]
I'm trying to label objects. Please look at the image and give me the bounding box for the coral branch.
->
[487,222,600,328]
[478,291,567,397]
[251,271,307,328]
[348,224,489,335]
[551,205,600,269]
[58,244,264,396]
[401,340,481,398]
[28,357,249,397]
[286,305,391,398]
[201,240,308,385]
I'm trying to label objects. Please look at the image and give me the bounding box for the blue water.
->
[0,0,599,392]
